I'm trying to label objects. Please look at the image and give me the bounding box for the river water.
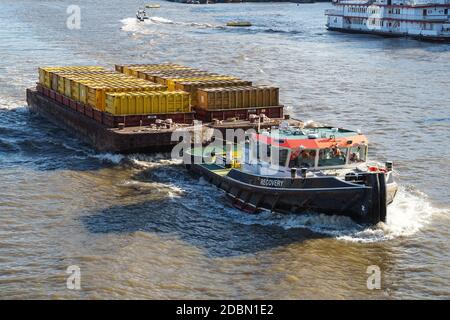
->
[0,0,449,299]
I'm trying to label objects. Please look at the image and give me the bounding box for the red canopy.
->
[254,133,368,150]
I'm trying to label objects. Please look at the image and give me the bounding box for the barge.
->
[27,88,193,153]
[28,63,286,153]
[27,87,287,153]
[186,123,398,225]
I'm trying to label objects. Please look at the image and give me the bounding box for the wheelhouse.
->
[251,126,368,170]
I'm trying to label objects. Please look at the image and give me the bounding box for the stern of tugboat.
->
[363,172,387,224]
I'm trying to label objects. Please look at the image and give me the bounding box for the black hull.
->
[187,163,397,225]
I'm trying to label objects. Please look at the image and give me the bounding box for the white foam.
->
[150,16,174,24]
[120,18,153,35]
[91,153,125,164]
[372,187,436,238]
[181,181,439,243]
[127,153,181,169]
[120,16,221,36]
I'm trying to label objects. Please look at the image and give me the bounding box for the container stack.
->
[36,63,284,127]
[36,66,195,127]
[173,79,252,107]
[115,63,283,121]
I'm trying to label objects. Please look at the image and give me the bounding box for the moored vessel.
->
[185,122,398,225]
[326,0,450,42]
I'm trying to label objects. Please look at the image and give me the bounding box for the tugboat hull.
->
[187,163,397,225]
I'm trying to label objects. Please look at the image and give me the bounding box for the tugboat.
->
[136,8,149,22]
[185,121,398,225]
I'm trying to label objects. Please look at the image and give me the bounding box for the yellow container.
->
[143,94,151,113]
[71,79,81,100]
[106,93,123,115]
[79,81,96,105]
[64,78,73,98]
[57,75,65,94]
[39,68,46,87]
[166,76,238,91]
[134,93,145,114]
[120,94,129,114]
[127,94,137,115]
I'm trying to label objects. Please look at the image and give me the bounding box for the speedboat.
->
[136,8,149,22]
[185,121,398,225]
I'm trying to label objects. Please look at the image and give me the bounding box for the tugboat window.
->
[349,145,366,164]
[318,147,347,167]
[289,149,317,168]
[275,149,289,167]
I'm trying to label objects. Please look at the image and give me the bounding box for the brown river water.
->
[0,0,449,299]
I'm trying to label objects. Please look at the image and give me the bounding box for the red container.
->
[76,103,85,114]
[93,109,103,123]
[43,87,50,97]
[36,84,43,94]
[49,90,56,100]
[84,106,93,118]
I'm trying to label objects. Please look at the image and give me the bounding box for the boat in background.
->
[326,0,450,42]
[186,121,398,225]
[136,8,149,22]
[227,21,253,27]
[145,3,161,8]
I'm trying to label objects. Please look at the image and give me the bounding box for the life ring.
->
[368,166,387,173]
